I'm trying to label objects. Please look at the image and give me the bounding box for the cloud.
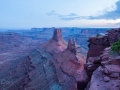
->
[59,17,81,21]
[105,21,120,27]
[46,10,58,16]
[46,11,85,21]
[68,13,78,16]
[47,1,120,21]
[115,22,120,25]
[88,0,120,20]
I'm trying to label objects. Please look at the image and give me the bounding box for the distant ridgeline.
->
[0,28,111,50]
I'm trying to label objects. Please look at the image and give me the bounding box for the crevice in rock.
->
[93,62,101,65]
[77,81,88,90]
[23,56,36,89]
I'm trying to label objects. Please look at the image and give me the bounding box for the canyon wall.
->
[87,35,110,58]
[86,28,120,90]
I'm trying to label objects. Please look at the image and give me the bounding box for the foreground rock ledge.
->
[86,28,120,90]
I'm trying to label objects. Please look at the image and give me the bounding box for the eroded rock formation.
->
[107,28,120,45]
[87,48,120,90]
[52,29,62,41]
[67,38,77,54]
[0,29,88,90]
[87,35,110,58]
[42,29,67,54]
[86,28,120,90]
[25,29,88,90]
[86,34,110,78]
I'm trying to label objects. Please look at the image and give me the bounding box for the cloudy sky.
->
[0,0,120,29]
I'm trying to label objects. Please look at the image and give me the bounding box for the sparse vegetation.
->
[111,39,120,55]
[96,33,101,37]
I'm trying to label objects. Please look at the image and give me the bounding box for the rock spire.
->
[67,38,77,54]
[52,29,62,41]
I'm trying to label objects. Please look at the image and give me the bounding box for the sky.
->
[0,0,120,29]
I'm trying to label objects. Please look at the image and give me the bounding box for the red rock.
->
[86,28,120,90]
[52,29,62,41]
[26,29,88,90]
[67,38,77,54]
[86,56,101,78]
[42,29,67,54]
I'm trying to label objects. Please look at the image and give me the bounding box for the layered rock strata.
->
[86,28,120,90]
[0,29,88,90]
[87,48,120,90]
[86,34,110,78]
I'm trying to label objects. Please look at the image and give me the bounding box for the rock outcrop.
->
[67,38,77,54]
[86,28,120,90]
[86,34,110,78]
[107,28,120,45]
[87,48,120,90]
[87,35,110,58]
[86,56,101,79]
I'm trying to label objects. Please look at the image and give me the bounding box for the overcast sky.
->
[0,0,120,29]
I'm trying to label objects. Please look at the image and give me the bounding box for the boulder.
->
[103,76,110,82]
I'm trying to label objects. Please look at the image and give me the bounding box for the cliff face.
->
[87,35,110,58]
[86,34,110,78]
[107,28,120,45]
[86,28,120,90]
[87,47,120,90]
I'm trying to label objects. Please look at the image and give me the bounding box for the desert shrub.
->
[111,39,120,54]
[96,33,101,37]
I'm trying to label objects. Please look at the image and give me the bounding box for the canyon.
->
[0,27,119,90]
